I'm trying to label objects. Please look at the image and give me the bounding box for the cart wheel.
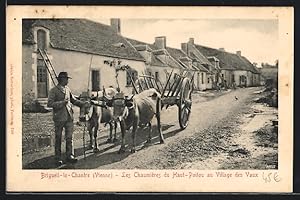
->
[178,77,192,130]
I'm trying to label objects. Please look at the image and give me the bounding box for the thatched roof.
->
[22,19,145,61]
[195,44,260,73]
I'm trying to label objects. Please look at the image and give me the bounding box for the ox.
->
[79,87,117,152]
[112,88,165,153]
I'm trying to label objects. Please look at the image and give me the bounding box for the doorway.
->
[92,70,100,91]
[36,29,48,98]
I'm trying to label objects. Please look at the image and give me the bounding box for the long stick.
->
[83,122,86,159]
[166,73,180,97]
[190,71,196,92]
[42,49,58,78]
[162,69,174,97]
[141,72,150,89]
[149,77,155,89]
[87,55,93,94]
[172,71,188,97]
[38,49,58,87]
[137,78,143,92]
[83,55,93,159]
[153,78,161,93]
[126,69,138,94]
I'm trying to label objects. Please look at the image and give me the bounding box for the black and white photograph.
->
[6,6,293,192]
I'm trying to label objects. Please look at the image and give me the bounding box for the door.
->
[36,29,48,98]
[197,72,200,89]
[92,70,100,91]
[37,61,48,98]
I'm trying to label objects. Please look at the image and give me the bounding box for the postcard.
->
[6,6,293,192]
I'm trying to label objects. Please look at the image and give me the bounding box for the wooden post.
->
[127,70,138,94]
[142,73,150,89]
[137,78,144,92]
[166,73,179,97]
[161,69,174,97]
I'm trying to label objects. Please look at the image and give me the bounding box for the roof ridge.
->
[123,37,146,62]
[79,19,118,31]
[188,44,213,66]
[23,19,145,61]
[196,43,255,64]
[125,37,148,45]
[195,43,240,57]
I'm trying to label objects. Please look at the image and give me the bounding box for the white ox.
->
[112,88,165,153]
[79,87,117,152]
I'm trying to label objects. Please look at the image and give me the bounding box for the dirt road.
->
[24,87,277,170]
[73,87,276,169]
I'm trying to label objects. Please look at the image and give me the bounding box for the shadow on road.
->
[23,155,57,169]
[23,124,180,169]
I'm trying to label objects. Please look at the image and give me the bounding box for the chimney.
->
[181,43,188,54]
[219,48,225,52]
[110,18,121,34]
[154,36,166,49]
[188,38,194,45]
[236,51,241,56]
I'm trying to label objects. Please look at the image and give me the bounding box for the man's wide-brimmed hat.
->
[57,72,72,79]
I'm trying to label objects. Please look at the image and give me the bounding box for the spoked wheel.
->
[178,77,192,130]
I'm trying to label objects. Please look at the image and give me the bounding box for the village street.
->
[23,87,278,170]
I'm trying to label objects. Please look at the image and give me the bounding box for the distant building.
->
[127,36,207,90]
[22,18,263,109]
[181,38,218,90]
[193,45,261,87]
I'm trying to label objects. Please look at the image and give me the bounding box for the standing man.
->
[47,72,88,166]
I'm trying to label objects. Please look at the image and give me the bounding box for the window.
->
[201,73,204,84]
[91,70,100,91]
[221,74,224,78]
[207,77,210,84]
[126,70,138,86]
[37,29,47,50]
[155,72,159,81]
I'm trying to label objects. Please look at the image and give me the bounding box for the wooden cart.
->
[128,70,194,130]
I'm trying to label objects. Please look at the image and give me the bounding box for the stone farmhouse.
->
[22,19,146,106]
[22,18,261,108]
[194,44,261,87]
[126,36,212,91]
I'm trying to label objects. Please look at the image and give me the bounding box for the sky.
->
[92,18,278,66]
